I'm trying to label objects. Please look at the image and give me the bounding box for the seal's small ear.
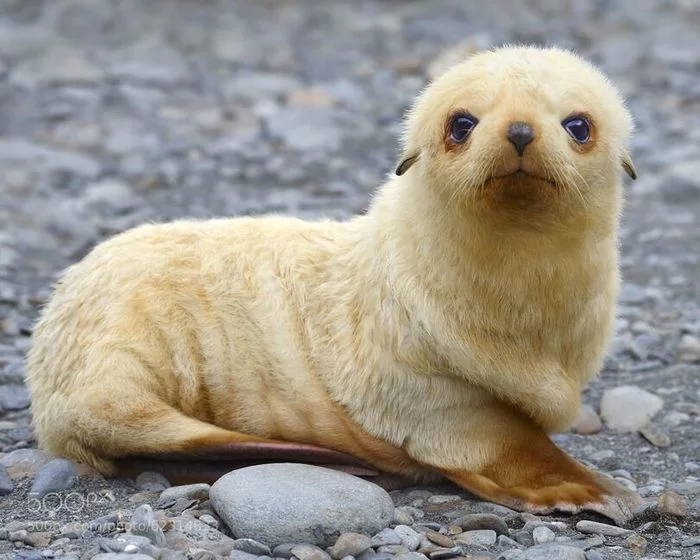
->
[395,152,420,176]
[622,151,637,180]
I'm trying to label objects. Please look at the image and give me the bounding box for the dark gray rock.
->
[0,464,13,495]
[232,538,272,556]
[135,471,171,492]
[0,384,30,411]
[129,504,166,546]
[29,458,77,498]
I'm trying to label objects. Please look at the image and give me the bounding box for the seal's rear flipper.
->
[115,440,416,490]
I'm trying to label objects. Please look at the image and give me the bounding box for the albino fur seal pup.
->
[27,46,641,522]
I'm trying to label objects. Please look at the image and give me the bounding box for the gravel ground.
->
[0,1,699,559]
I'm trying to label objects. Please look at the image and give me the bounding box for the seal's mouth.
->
[488,169,557,188]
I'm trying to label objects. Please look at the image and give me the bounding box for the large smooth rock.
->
[600,386,663,432]
[210,463,395,547]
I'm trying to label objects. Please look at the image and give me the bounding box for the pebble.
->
[425,495,461,504]
[424,531,454,548]
[0,448,51,479]
[521,544,586,560]
[454,513,509,536]
[639,422,671,447]
[626,534,648,554]
[600,386,664,431]
[135,471,171,492]
[371,529,402,547]
[165,513,234,556]
[393,507,418,525]
[29,458,77,498]
[0,464,13,495]
[571,404,602,435]
[158,483,210,505]
[129,504,167,546]
[291,544,332,560]
[678,334,700,362]
[0,384,30,411]
[658,491,689,516]
[532,527,555,544]
[231,538,272,556]
[393,554,428,560]
[428,547,462,560]
[575,521,632,537]
[670,480,700,495]
[328,533,373,559]
[210,463,394,547]
[393,526,421,551]
[453,530,497,546]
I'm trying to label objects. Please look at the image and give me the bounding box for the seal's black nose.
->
[507,122,535,156]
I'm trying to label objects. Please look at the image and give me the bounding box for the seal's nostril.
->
[507,122,535,156]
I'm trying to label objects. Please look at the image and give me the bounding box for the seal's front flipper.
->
[430,407,643,525]
[114,440,415,490]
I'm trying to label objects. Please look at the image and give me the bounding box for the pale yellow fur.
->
[27,46,634,482]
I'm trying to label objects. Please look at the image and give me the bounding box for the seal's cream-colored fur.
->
[27,46,639,516]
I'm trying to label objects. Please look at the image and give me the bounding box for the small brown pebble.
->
[658,490,689,517]
[446,525,462,535]
[626,533,648,556]
[424,530,454,548]
[639,422,671,448]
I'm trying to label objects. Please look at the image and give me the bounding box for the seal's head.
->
[396,46,636,229]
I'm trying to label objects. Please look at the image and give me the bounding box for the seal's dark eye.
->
[450,114,478,143]
[562,116,591,144]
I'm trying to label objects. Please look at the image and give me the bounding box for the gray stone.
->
[231,552,260,560]
[454,513,509,535]
[328,533,372,559]
[670,480,700,495]
[498,535,524,550]
[158,483,211,506]
[291,544,331,560]
[91,555,155,560]
[678,334,700,363]
[428,548,462,560]
[129,504,166,546]
[371,528,402,547]
[168,513,234,556]
[393,525,421,551]
[639,422,671,448]
[663,161,700,203]
[575,520,632,537]
[497,551,524,560]
[29,458,77,498]
[600,386,663,431]
[210,463,394,547]
[454,529,497,546]
[83,179,139,214]
[232,539,272,556]
[266,108,342,151]
[393,554,427,560]
[618,284,649,305]
[135,471,171,492]
[532,527,555,545]
[522,544,585,560]
[0,384,30,411]
[0,464,13,495]
[0,448,52,479]
[0,139,101,178]
[571,404,602,435]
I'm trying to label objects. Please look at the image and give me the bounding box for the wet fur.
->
[27,46,639,517]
